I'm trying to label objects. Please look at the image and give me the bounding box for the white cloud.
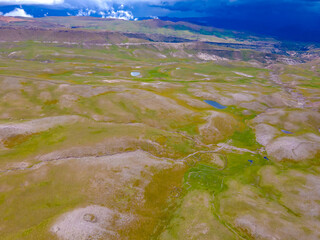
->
[77,7,135,20]
[76,8,96,16]
[0,0,64,4]
[104,9,135,20]
[4,8,33,17]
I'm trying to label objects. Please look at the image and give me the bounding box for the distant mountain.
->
[0,15,319,63]
[0,16,274,44]
[160,16,320,43]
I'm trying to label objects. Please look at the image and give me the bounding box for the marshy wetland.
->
[0,17,320,240]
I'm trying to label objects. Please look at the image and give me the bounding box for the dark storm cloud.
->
[153,0,320,15]
[148,0,320,41]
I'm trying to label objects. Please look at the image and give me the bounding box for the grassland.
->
[0,32,319,240]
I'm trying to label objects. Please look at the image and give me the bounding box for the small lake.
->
[131,72,141,77]
[281,130,293,134]
[204,100,227,110]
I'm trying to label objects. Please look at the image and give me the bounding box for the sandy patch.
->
[133,49,167,59]
[48,150,171,239]
[160,190,234,240]
[229,93,255,102]
[170,50,193,58]
[239,101,267,111]
[220,180,320,240]
[140,81,181,90]
[233,72,254,78]
[260,166,320,218]
[103,80,131,83]
[217,143,256,154]
[117,89,192,115]
[65,150,169,182]
[39,91,53,101]
[58,94,79,108]
[0,115,82,143]
[254,124,279,146]
[51,205,133,240]
[252,109,320,161]
[57,84,121,98]
[197,53,227,61]
[0,77,23,91]
[265,134,320,161]
[258,92,295,108]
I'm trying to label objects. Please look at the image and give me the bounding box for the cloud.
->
[4,7,33,17]
[104,9,135,20]
[0,0,64,4]
[76,8,96,16]
[75,7,135,20]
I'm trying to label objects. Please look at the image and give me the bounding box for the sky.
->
[0,0,319,42]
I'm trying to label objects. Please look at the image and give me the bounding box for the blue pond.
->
[131,72,141,77]
[204,100,227,109]
[264,156,269,161]
[281,130,293,134]
[248,160,254,164]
